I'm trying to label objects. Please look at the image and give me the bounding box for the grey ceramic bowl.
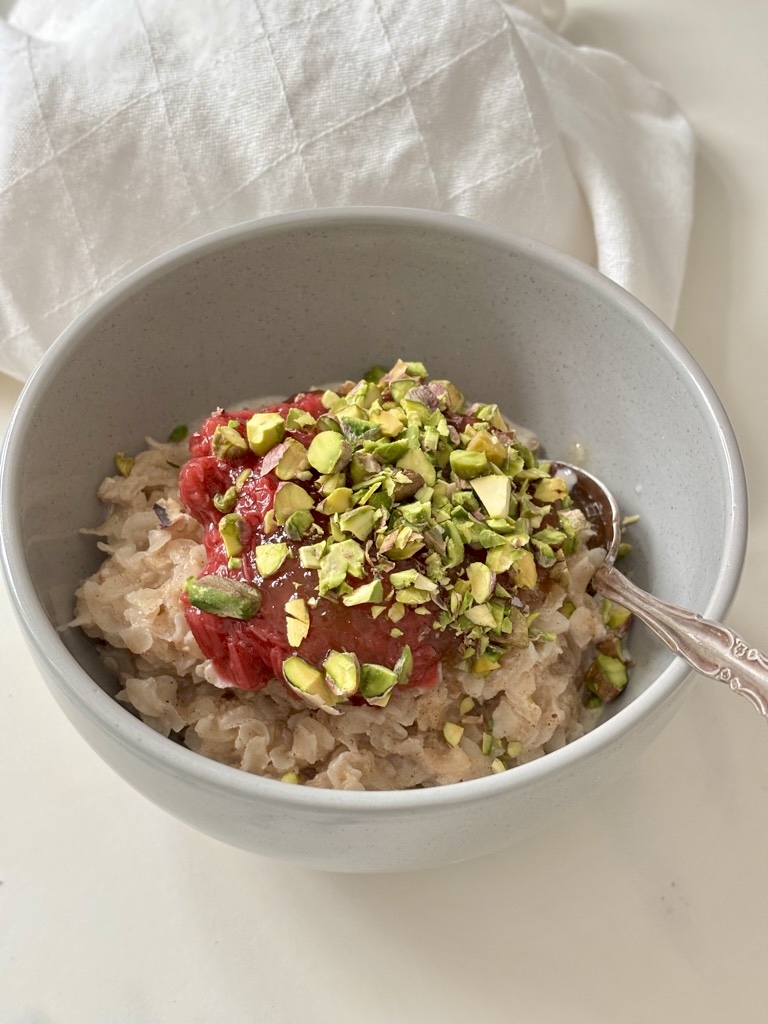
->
[0,208,747,872]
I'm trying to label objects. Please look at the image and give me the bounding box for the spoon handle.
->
[594,564,768,717]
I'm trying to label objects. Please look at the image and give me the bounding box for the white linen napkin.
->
[0,0,694,381]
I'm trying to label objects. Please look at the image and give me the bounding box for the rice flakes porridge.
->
[73,362,631,791]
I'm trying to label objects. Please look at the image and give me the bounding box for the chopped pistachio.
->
[506,740,523,759]
[298,541,326,569]
[443,722,464,747]
[342,579,384,606]
[450,449,489,479]
[510,548,538,590]
[307,431,351,474]
[601,599,632,631]
[338,505,377,541]
[282,655,338,709]
[184,575,261,619]
[469,474,511,519]
[285,407,317,431]
[114,452,135,477]
[393,645,413,685]
[285,597,310,647]
[459,696,475,717]
[323,651,360,697]
[273,482,314,525]
[213,486,238,513]
[396,447,436,487]
[273,438,310,480]
[481,732,494,755]
[467,562,494,604]
[533,476,569,503]
[167,424,188,443]
[360,663,398,701]
[584,654,628,702]
[490,758,506,774]
[246,412,285,455]
[254,542,289,578]
[317,487,354,515]
[280,772,301,784]
[284,508,314,540]
[211,423,248,460]
[218,513,244,558]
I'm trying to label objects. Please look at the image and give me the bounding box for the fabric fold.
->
[0,0,694,380]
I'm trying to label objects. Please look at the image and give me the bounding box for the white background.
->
[2,1,767,1021]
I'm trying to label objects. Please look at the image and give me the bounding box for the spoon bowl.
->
[552,460,768,718]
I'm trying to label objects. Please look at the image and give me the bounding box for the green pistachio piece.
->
[430,379,464,413]
[370,438,410,463]
[213,486,238,513]
[469,474,511,519]
[508,548,537,590]
[323,651,360,697]
[114,452,135,477]
[450,450,489,479]
[342,579,384,606]
[285,407,317,431]
[246,412,285,456]
[298,540,326,568]
[442,520,465,568]
[601,599,632,631]
[443,722,464,747]
[338,505,377,541]
[359,663,398,702]
[339,416,380,442]
[284,508,314,540]
[318,487,354,515]
[393,644,413,685]
[285,597,310,647]
[396,447,437,487]
[363,364,387,384]
[307,430,352,474]
[389,569,418,589]
[533,476,569,503]
[167,424,188,443]
[369,407,405,436]
[211,423,248,460]
[254,542,289,577]
[282,655,338,708]
[272,439,310,480]
[218,513,244,558]
[184,575,261,619]
[317,539,365,595]
[485,543,516,573]
[584,654,629,703]
[273,482,314,525]
[467,562,494,604]
[466,430,507,466]
[464,604,497,628]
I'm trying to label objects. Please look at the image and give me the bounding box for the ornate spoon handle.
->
[594,564,768,716]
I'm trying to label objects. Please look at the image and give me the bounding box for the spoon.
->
[550,461,768,717]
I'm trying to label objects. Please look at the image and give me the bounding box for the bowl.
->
[0,208,747,872]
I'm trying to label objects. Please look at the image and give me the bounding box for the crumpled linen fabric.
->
[0,0,694,380]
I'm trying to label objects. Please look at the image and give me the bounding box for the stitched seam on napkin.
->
[251,0,319,207]
[372,0,440,205]
[133,0,202,216]
[23,35,100,291]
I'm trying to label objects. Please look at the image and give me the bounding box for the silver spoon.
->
[550,460,768,717]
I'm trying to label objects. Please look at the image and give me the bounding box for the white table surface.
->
[2,2,767,1021]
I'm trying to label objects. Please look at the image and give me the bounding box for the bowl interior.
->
[3,209,744,725]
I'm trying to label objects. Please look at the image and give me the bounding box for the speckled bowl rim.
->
[0,206,748,815]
